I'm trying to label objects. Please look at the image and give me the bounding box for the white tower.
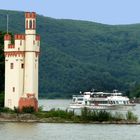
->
[4,12,40,111]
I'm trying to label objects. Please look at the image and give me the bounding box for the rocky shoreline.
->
[0,113,139,124]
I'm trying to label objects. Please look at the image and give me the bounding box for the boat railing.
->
[72,95,84,97]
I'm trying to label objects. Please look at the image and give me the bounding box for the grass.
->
[126,111,138,122]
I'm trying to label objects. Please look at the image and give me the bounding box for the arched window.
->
[29,20,32,29]
[33,20,36,29]
[10,63,14,69]
[26,20,28,29]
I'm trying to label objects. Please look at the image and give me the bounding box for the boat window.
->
[73,98,76,102]
[101,101,107,104]
[119,101,123,104]
[78,102,82,104]
[116,101,119,104]
[77,98,83,101]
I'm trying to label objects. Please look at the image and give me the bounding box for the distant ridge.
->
[1,10,140,98]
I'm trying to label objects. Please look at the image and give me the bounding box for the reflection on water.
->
[0,100,139,140]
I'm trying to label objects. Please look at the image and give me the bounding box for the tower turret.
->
[25,12,36,34]
[4,34,11,51]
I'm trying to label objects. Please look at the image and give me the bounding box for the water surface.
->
[0,99,139,140]
[0,123,140,140]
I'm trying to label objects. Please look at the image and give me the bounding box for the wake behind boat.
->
[69,89,136,110]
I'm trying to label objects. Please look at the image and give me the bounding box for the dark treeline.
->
[0,32,5,106]
[0,10,140,98]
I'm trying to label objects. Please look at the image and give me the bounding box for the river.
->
[0,99,140,140]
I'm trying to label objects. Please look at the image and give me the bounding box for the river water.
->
[0,99,140,140]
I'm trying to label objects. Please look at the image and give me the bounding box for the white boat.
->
[69,89,136,110]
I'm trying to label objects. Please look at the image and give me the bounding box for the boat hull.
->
[69,104,135,110]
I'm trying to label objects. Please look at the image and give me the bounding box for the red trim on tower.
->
[4,34,11,40]
[25,12,36,19]
[8,44,15,49]
[4,51,40,57]
[18,95,38,112]
[15,34,25,40]
[36,35,40,41]
[4,51,25,57]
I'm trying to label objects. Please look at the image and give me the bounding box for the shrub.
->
[14,107,20,114]
[0,107,14,113]
[45,109,73,119]
[126,111,138,122]
[81,107,91,121]
[113,112,125,121]
[97,110,112,122]
[21,106,35,113]
[0,92,4,107]
[38,106,43,112]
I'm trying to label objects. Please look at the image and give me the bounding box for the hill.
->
[1,10,140,98]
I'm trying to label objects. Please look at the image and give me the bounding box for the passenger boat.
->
[69,89,136,110]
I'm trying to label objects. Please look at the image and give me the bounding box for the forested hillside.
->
[1,10,140,98]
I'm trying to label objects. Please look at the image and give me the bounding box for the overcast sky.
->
[0,0,140,25]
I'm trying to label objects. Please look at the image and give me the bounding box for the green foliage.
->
[0,107,14,113]
[129,84,140,98]
[114,112,125,121]
[81,108,119,122]
[35,108,137,122]
[0,92,4,107]
[38,106,43,112]
[36,108,74,120]
[1,10,140,97]
[14,107,20,114]
[21,106,35,113]
[126,111,138,122]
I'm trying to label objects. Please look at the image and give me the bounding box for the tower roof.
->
[14,34,25,40]
[4,34,11,40]
[25,12,36,18]
[36,35,40,41]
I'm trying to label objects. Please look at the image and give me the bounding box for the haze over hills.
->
[1,10,140,98]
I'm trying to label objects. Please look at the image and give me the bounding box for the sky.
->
[0,0,140,25]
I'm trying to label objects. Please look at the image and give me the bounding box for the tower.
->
[4,12,40,111]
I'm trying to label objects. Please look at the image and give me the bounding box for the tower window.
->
[13,87,15,92]
[10,63,14,69]
[8,99,12,107]
[29,20,32,29]
[21,63,24,69]
[20,40,22,46]
[33,20,36,28]
[26,20,28,29]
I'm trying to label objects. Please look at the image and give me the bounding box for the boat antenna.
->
[6,14,9,34]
